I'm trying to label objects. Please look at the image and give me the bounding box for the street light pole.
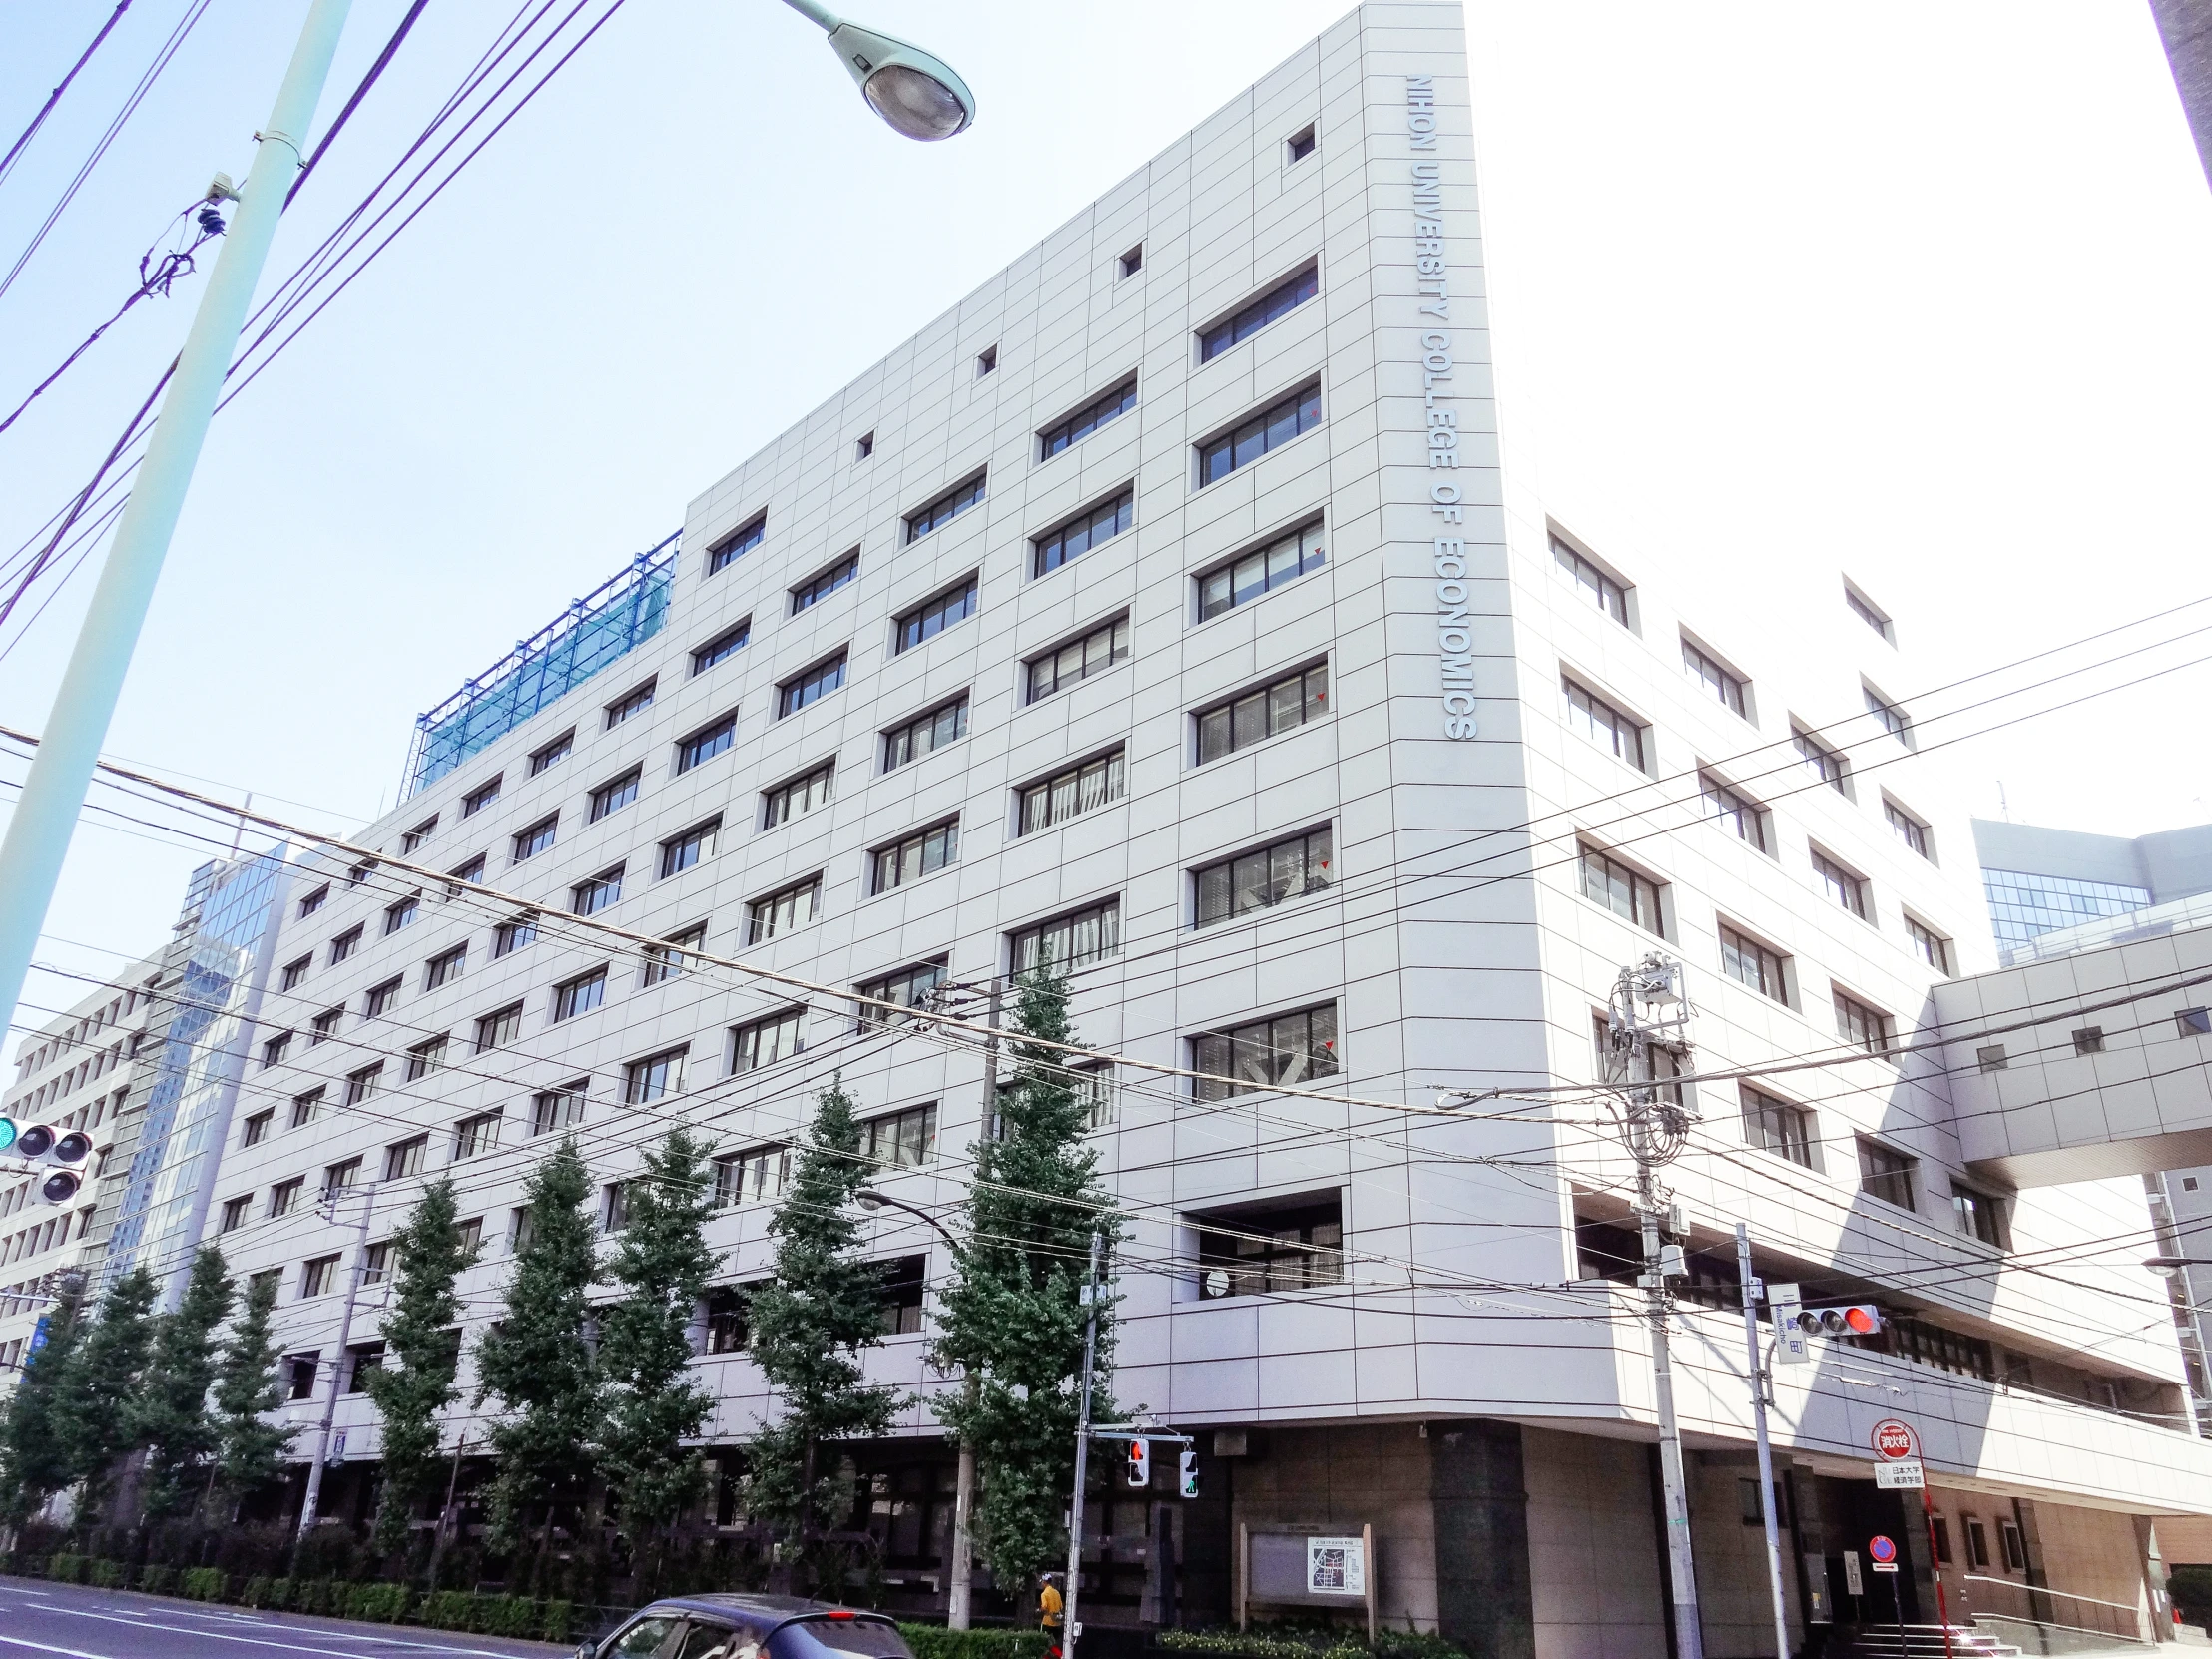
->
[1062,1230,1104,1659]
[1736,1225,1791,1659]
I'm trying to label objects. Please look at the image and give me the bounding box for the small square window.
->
[1287,125,1316,164]
[855,430,874,460]
[1977,1044,2008,1072]
[1118,244,1143,277]
[976,344,997,376]
[2073,1027,2104,1055]
[2181,1007,2212,1037]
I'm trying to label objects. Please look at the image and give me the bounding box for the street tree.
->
[212,1269,294,1513]
[364,1176,472,1557]
[0,1272,89,1524]
[135,1246,234,1522]
[54,1263,158,1523]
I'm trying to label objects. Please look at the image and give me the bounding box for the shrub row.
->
[898,1626,1052,1659]
[1158,1630,1466,1659]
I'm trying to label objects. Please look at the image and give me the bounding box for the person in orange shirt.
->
[1039,1572,1065,1658]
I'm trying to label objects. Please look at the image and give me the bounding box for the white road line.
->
[0,1634,118,1658]
[48,1607,539,1659]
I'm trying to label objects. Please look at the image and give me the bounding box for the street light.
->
[2146,1257,2212,1273]
[780,1,976,141]
[856,1187,962,1255]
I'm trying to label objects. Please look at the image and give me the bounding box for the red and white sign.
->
[1871,1418,1919,1461]
[1869,1535,1898,1564]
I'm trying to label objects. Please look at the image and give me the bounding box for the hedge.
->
[898,1627,1052,1659]
[1159,1631,1467,1659]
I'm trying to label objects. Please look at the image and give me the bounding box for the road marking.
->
[0,1634,118,1658]
[48,1609,534,1659]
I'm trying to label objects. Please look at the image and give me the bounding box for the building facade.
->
[153,5,2212,1655]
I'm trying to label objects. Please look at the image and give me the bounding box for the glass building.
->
[1981,866,2153,952]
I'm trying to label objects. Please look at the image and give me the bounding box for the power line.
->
[0,1,138,194]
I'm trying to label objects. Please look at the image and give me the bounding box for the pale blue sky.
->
[1,1,2209,1045]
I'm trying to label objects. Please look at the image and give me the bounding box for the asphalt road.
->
[0,1577,569,1659]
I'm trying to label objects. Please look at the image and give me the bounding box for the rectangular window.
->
[2180,1007,2212,1037]
[660,819,720,878]
[1682,638,1748,716]
[290,1088,324,1129]
[1199,264,1319,361]
[1700,772,1769,853]
[571,865,624,915]
[529,730,573,775]
[552,967,608,1021]
[862,1103,938,1171]
[261,1031,291,1069]
[297,885,327,918]
[1033,489,1133,578]
[1846,583,1894,641]
[1192,1003,1339,1101]
[512,816,558,861]
[1197,520,1326,621]
[878,1254,927,1335]
[1010,898,1121,973]
[882,696,968,771]
[454,1111,501,1160]
[280,955,310,991]
[532,1082,587,1136]
[707,1285,752,1353]
[642,922,707,986]
[895,575,979,651]
[400,818,438,854]
[448,853,485,886]
[404,1035,448,1080]
[364,977,402,1018]
[677,714,737,774]
[1858,1137,1919,1211]
[1039,379,1136,459]
[1026,615,1129,703]
[731,1007,806,1073]
[1741,1086,1817,1168]
[1561,676,1646,771]
[1794,727,1848,793]
[692,619,751,674]
[708,515,766,575]
[384,1135,427,1180]
[791,552,858,614]
[348,861,373,886]
[424,944,466,989]
[1952,1184,2005,1248]
[763,761,834,829]
[328,926,362,964]
[589,768,641,823]
[1194,1197,1342,1296]
[1118,244,1144,276]
[854,431,873,460]
[976,344,998,375]
[905,474,986,542]
[361,1241,393,1284]
[300,1255,341,1299]
[1719,922,1789,1004]
[1198,382,1322,485]
[1287,124,1316,163]
[717,1145,792,1209]
[625,1047,687,1104]
[1019,750,1126,835]
[1813,848,1871,920]
[1196,826,1334,927]
[604,679,656,729]
[344,1065,382,1106]
[475,1002,523,1052]
[1196,662,1329,763]
[1885,800,1932,859]
[2000,1521,2027,1573]
[779,651,847,716]
[269,1177,304,1219]
[871,820,959,894]
[493,912,539,957]
[461,777,501,817]
[383,895,419,935]
[243,1110,274,1147]
[323,1156,362,1199]
[602,1183,630,1235]
[857,958,948,1027]
[1906,915,1952,975]
[1866,684,1912,743]
[1834,988,1895,1055]
[1552,536,1629,626]
[220,1195,251,1234]
[748,875,822,943]
[1578,843,1666,936]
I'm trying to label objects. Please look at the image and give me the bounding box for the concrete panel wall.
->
[1230,1422,1440,1632]
[1522,1428,1666,1659]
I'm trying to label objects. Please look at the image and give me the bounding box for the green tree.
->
[55,1263,158,1524]
[134,1246,234,1521]
[364,1176,471,1556]
[931,971,1123,1599]
[0,1272,89,1524]
[745,1080,899,1572]
[598,1128,721,1576]
[212,1269,294,1513]
[475,1138,600,1581]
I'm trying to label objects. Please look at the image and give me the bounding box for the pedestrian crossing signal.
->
[1126,1437,1150,1487]
[1179,1447,1200,1499]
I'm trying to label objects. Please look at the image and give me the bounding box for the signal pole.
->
[1062,1229,1103,1659]
[292,1179,375,1567]
[1736,1224,1792,1659]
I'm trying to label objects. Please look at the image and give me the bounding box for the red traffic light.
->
[1126,1438,1150,1487]
[1797,1304,1882,1338]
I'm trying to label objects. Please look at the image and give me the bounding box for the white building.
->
[178,4,2210,1652]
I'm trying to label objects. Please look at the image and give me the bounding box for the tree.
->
[212,1269,294,1513]
[364,1176,471,1557]
[745,1079,900,1576]
[134,1246,234,1522]
[931,970,1123,1601]
[0,1272,89,1524]
[475,1138,600,1582]
[597,1127,721,1569]
[54,1263,158,1524]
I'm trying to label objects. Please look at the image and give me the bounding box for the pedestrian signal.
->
[1126,1437,1150,1487]
[1796,1304,1881,1337]
[1179,1447,1200,1499]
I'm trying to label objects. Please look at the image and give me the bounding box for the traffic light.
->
[0,1119,92,1205]
[1796,1304,1882,1338]
[1126,1437,1150,1488]
[1179,1447,1200,1499]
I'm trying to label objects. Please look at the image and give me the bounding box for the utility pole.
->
[1062,1229,1104,1659]
[1736,1225,1791,1659]
[425,1429,468,1591]
[292,1179,375,1568]
[0,0,354,1041]
[946,975,1002,1631]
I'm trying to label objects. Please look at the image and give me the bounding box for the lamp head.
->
[856,1188,887,1211]
[825,20,974,141]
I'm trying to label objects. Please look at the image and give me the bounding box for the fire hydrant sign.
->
[1871,1419,1918,1461]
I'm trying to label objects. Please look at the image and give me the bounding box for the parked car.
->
[578,1594,917,1659]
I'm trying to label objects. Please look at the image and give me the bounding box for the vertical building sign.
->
[1409,76,1475,740]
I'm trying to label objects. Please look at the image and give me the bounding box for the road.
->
[0,1577,570,1658]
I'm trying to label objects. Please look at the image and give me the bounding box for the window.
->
[792,553,858,614]
[513,816,558,861]
[328,926,362,965]
[269,1178,304,1219]
[454,1112,501,1160]
[1858,1138,1919,1211]
[871,820,959,893]
[1195,1197,1342,1297]
[1794,727,1848,793]
[1033,489,1132,578]
[1552,536,1629,625]
[242,1110,274,1148]
[718,1145,792,1209]
[1885,800,1932,859]
[1026,615,1129,702]
[658,820,720,880]
[448,853,485,886]
[854,431,873,460]
[301,1256,341,1299]
[1719,922,1789,1003]
[976,344,997,376]
[1742,1086,1818,1168]
[2073,1026,2105,1055]
[731,1007,806,1073]
[779,651,847,716]
[405,1035,448,1080]
[383,895,420,935]
[2000,1521,2028,1573]
[1200,264,1319,361]
[280,955,310,992]
[1977,1044,2008,1072]
[1834,988,1895,1055]
[625,1047,687,1104]
[882,696,967,771]
[1020,750,1126,835]
[877,1254,927,1335]
[325,1158,361,1198]
[862,1103,938,1170]
[708,515,765,575]
[1192,1003,1339,1101]
[1964,1519,1990,1570]
[553,968,608,1021]
[1287,124,1316,163]
[475,1002,523,1052]
[1861,688,1911,749]
[748,876,822,943]
[401,818,438,854]
[493,913,539,957]
[763,761,834,829]
[572,865,625,915]
[1813,849,1871,920]
[1196,662,1329,763]
[1699,773,1769,853]
[1198,520,1326,620]
[529,730,573,775]
[344,1341,386,1392]
[1039,380,1136,459]
[691,620,751,674]
[344,1066,382,1106]
[1562,677,1646,770]
[1118,244,1143,277]
[532,1083,586,1136]
[588,768,641,823]
[285,1352,317,1398]
[1846,582,1894,642]
[677,715,737,774]
[1010,899,1121,973]
[424,944,466,989]
[348,861,373,886]
[384,1136,427,1180]
[1682,638,1748,717]
[1932,1518,1955,1566]
[290,1088,324,1129]
[1906,915,1952,975]
[857,958,948,1027]
[906,474,986,542]
[706,1285,752,1352]
[895,576,978,651]
[1196,827,1334,927]
[1198,382,1322,484]
[261,1031,291,1069]
[364,977,402,1018]
[642,922,707,986]
[220,1195,251,1233]
[297,885,327,918]
[461,777,501,817]
[1952,1184,2005,1248]
[2180,1007,2212,1037]
[605,680,657,729]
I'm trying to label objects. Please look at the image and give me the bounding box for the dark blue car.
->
[579,1594,917,1659]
